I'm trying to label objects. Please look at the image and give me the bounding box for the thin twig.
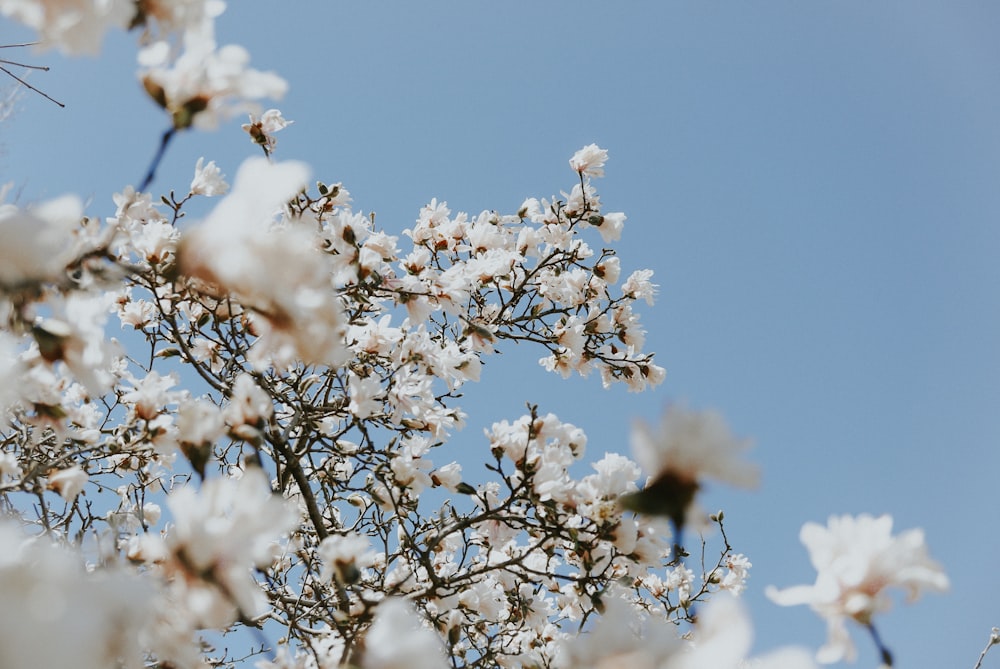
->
[0,64,64,107]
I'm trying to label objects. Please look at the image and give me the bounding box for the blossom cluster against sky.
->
[3,3,1000,667]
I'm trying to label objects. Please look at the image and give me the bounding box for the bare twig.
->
[0,42,64,107]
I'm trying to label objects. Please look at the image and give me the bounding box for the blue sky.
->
[4,3,1000,667]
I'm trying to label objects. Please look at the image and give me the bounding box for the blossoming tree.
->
[0,2,977,669]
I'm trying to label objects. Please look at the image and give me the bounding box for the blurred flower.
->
[560,592,816,669]
[139,32,286,130]
[143,468,299,627]
[766,514,949,664]
[46,464,88,501]
[620,405,758,531]
[0,0,133,55]
[0,195,82,290]
[0,522,150,669]
[178,157,349,369]
[363,598,447,669]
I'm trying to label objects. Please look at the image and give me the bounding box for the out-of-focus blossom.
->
[620,405,758,530]
[672,595,816,669]
[318,533,376,584]
[178,157,348,369]
[224,372,273,441]
[0,333,24,423]
[363,598,447,669]
[31,292,121,396]
[767,514,949,664]
[0,195,82,290]
[0,522,151,669]
[139,32,287,130]
[141,468,299,627]
[561,593,816,669]
[46,464,88,501]
[0,0,134,55]
[130,0,225,41]
[569,144,609,178]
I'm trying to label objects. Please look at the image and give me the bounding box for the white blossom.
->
[767,514,949,664]
[46,464,88,501]
[190,157,229,196]
[363,598,447,669]
[569,143,609,178]
[0,195,82,289]
[0,522,151,668]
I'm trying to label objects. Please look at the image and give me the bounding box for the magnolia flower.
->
[363,598,447,669]
[139,33,287,130]
[190,157,229,196]
[561,592,816,669]
[0,195,83,290]
[671,595,817,669]
[242,108,292,155]
[0,0,134,55]
[46,464,89,501]
[767,514,949,664]
[0,522,150,669]
[569,144,609,178]
[0,333,23,423]
[318,533,376,584]
[31,292,121,396]
[178,157,349,368]
[147,468,299,627]
[620,405,758,531]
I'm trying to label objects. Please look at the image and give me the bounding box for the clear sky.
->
[4,3,1000,667]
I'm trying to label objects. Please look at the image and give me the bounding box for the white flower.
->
[224,373,273,429]
[318,533,376,583]
[766,514,949,664]
[671,595,817,669]
[32,292,121,396]
[46,465,88,501]
[569,144,609,178]
[0,333,24,423]
[242,108,292,155]
[621,405,758,529]
[560,594,680,669]
[363,598,447,669]
[0,522,151,669]
[153,468,299,627]
[0,0,134,55]
[719,553,753,595]
[178,157,349,368]
[139,32,287,130]
[622,269,658,306]
[190,157,229,196]
[0,195,82,289]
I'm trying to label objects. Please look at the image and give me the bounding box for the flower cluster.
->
[0,2,958,668]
